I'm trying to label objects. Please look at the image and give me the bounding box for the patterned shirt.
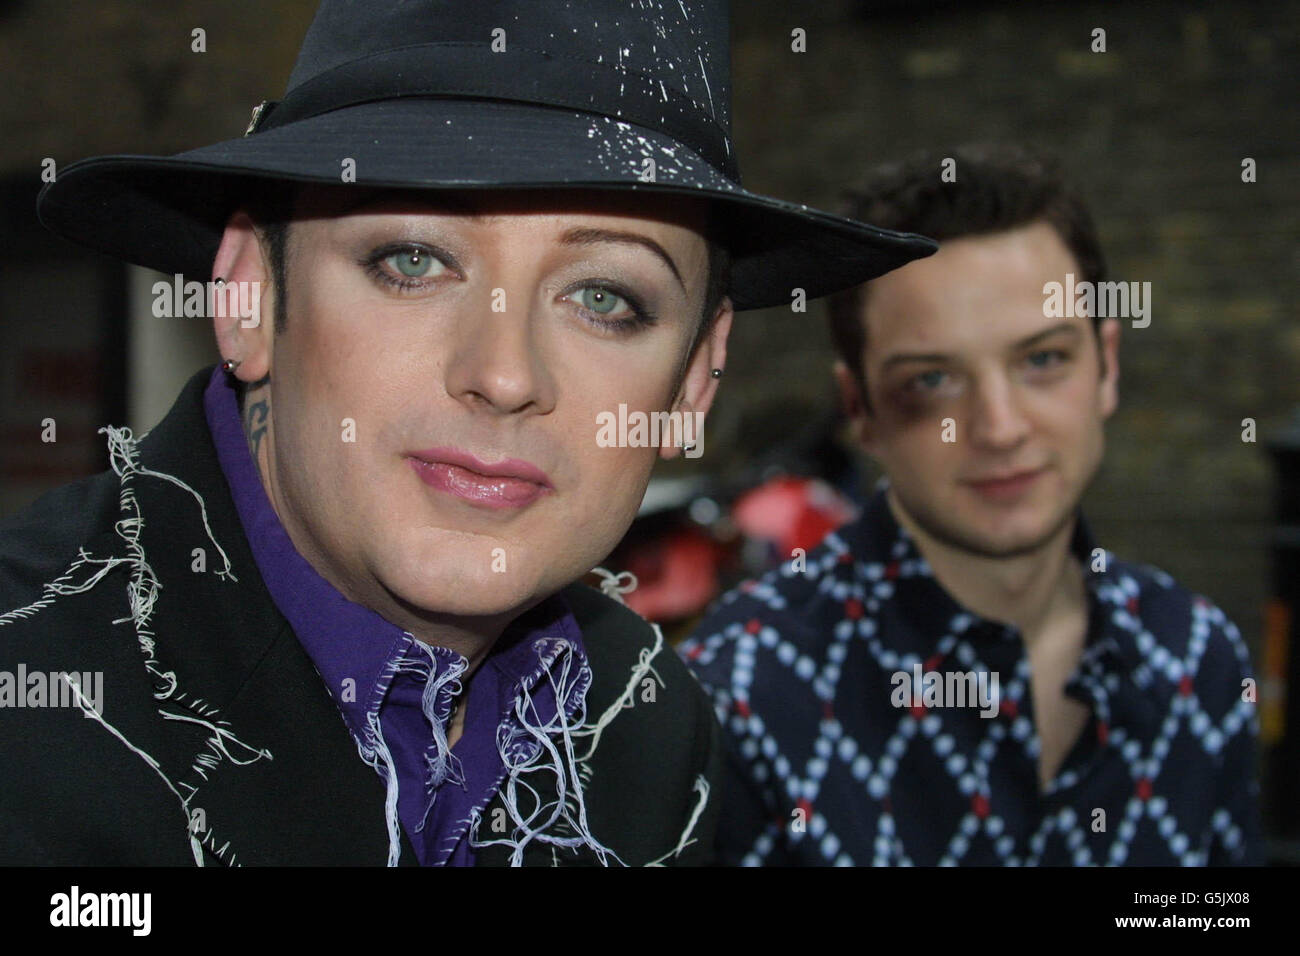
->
[680,486,1264,866]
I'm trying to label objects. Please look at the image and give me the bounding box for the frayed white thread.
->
[0,425,263,864]
[572,623,666,763]
[473,639,624,866]
[158,709,274,773]
[403,643,467,832]
[646,774,711,866]
[103,433,178,699]
[198,823,240,866]
[60,674,205,866]
[471,628,709,867]
[349,640,468,866]
[590,566,638,605]
[102,426,237,582]
[356,708,404,867]
[0,550,131,626]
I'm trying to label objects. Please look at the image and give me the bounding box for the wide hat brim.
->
[38,98,935,311]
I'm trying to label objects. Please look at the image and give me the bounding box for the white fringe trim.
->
[590,566,638,605]
[0,425,268,866]
[61,674,205,866]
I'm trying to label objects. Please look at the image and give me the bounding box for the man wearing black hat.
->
[0,1,933,865]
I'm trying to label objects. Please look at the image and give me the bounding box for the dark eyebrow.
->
[560,227,685,291]
[879,350,952,372]
[1013,321,1082,350]
[879,322,1085,371]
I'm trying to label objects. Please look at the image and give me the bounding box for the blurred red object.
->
[732,476,860,562]
[617,475,860,624]
[620,525,724,621]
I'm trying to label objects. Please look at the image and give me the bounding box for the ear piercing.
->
[711,368,723,378]
[221,358,242,374]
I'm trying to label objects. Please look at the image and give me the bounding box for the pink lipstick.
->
[407,447,552,510]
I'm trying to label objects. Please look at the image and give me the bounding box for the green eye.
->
[385,248,439,278]
[917,370,946,389]
[575,286,628,315]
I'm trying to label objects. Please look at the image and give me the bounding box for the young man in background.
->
[683,144,1263,866]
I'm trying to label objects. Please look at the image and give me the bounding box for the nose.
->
[967,373,1030,452]
[443,289,557,417]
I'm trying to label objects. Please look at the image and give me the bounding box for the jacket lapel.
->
[124,367,418,865]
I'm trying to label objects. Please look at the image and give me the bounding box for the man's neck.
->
[886,489,1085,644]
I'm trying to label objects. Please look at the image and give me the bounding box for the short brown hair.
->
[827,143,1106,403]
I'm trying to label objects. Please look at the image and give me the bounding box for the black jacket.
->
[0,368,721,866]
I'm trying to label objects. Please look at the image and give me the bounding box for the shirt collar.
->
[848,480,1127,660]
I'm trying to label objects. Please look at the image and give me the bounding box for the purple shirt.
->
[202,365,591,866]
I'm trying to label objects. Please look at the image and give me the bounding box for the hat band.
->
[253,43,740,181]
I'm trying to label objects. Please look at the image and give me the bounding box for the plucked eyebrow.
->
[560,227,685,291]
[878,321,1083,371]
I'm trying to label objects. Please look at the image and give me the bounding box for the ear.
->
[833,359,876,452]
[210,209,276,384]
[659,298,734,461]
[1096,317,1121,420]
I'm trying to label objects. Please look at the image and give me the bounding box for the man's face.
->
[839,221,1120,558]
[228,186,728,632]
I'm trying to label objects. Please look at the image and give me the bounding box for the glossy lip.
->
[963,466,1047,501]
[406,446,553,510]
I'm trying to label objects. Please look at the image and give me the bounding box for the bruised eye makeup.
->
[358,238,662,335]
[560,282,659,335]
[360,242,454,291]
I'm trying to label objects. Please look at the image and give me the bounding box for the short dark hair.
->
[245,186,294,337]
[246,185,731,348]
[826,143,1107,402]
[689,233,730,355]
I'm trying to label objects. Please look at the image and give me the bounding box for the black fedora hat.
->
[37,0,935,311]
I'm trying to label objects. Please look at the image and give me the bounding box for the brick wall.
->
[713,0,1300,651]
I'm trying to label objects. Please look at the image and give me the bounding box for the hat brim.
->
[38,98,935,311]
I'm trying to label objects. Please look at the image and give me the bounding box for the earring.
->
[683,442,697,453]
[220,358,242,374]
[711,368,723,378]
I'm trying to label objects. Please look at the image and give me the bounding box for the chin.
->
[389,566,544,620]
[963,508,1071,558]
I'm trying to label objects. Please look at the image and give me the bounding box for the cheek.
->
[873,411,960,478]
[270,307,407,517]
[284,287,422,420]
[1041,374,1105,442]
[565,374,670,491]
[553,351,680,528]
[572,447,658,542]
